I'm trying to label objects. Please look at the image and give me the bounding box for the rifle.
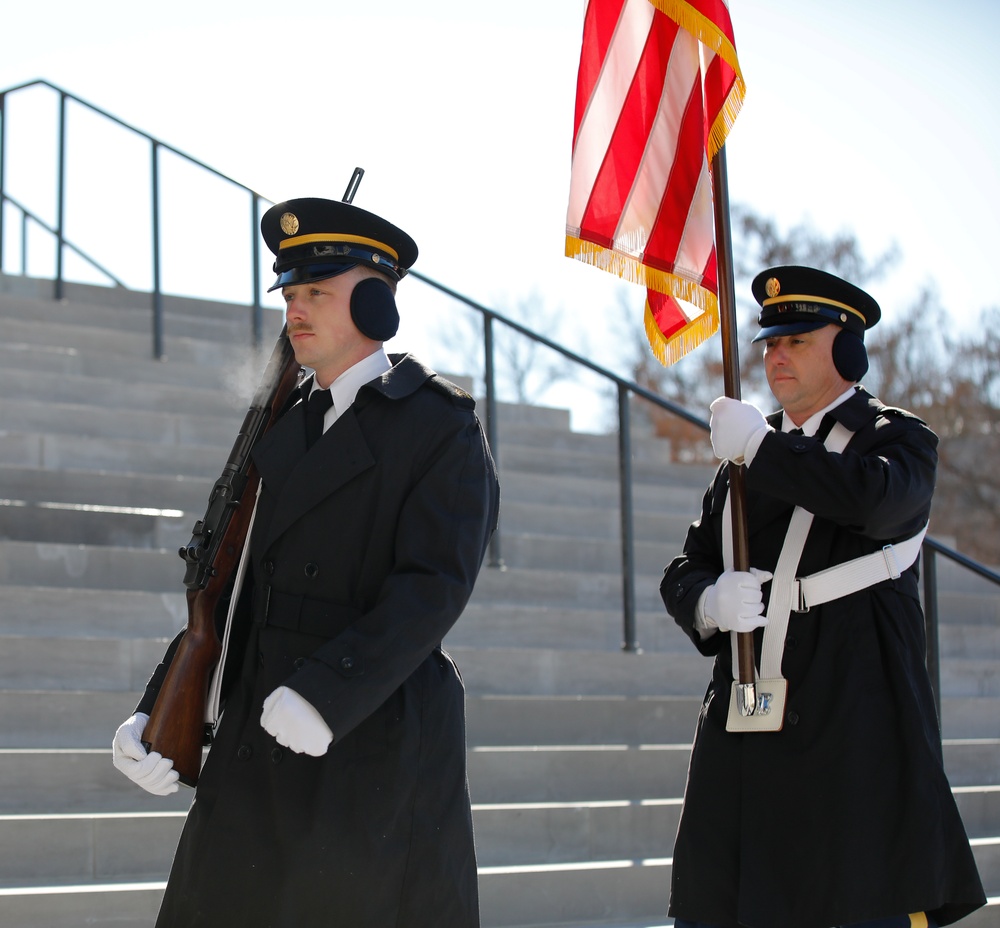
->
[141,167,366,786]
[141,329,301,785]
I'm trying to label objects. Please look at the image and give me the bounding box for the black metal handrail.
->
[2,79,996,715]
[0,79,272,355]
[1,190,126,287]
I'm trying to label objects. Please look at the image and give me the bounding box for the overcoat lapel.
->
[252,402,375,550]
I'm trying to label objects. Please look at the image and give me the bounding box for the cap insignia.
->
[765,277,781,299]
[279,212,299,236]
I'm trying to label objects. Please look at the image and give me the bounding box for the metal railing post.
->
[150,139,164,360]
[921,543,942,737]
[483,312,503,568]
[55,91,67,300]
[251,193,262,347]
[617,384,638,652]
[0,91,6,272]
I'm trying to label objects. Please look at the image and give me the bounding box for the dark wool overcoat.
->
[138,353,500,928]
[660,388,985,928]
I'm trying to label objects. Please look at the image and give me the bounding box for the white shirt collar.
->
[310,348,391,427]
[782,386,856,437]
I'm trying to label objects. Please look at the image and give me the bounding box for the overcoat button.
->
[340,656,355,671]
[237,744,253,761]
[294,657,305,669]
[271,747,284,764]
[304,562,320,578]
[785,636,796,649]
[787,711,800,726]
[263,559,275,575]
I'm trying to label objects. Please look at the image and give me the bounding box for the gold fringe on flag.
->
[566,234,721,366]
[644,296,719,367]
[565,237,714,301]
[649,0,746,158]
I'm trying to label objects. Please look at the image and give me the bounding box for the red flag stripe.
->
[573,0,629,140]
[568,0,656,234]
[577,11,678,247]
[566,0,744,365]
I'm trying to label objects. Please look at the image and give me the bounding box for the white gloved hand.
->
[709,397,772,466]
[702,568,774,633]
[261,686,333,757]
[112,712,180,796]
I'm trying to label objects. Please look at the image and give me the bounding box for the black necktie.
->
[305,389,333,448]
[789,427,804,436]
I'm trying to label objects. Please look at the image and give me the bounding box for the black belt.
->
[253,586,362,639]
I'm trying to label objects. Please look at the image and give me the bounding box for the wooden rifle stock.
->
[142,327,301,786]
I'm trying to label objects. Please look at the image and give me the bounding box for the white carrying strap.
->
[724,422,854,682]
[205,483,261,728]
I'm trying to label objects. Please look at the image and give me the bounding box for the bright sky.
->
[3,0,998,424]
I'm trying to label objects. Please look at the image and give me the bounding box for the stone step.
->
[0,370,245,419]
[2,579,997,658]
[0,500,189,550]
[0,398,239,447]
[0,465,215,514]
[0,541,661,603]
[0,490,692,553]
[0,339,226,391]
[0,431,229,480]
[0,878,996,928]
[0,314,245,370]
[0,802,686,886]
[3,739,998,816]
[0,463,705,523]
[0,278,282,339]
[0,691,705,753]
[0,586,187,639]
[3,677,1000,752]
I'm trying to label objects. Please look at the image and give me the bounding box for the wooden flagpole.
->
[711,144,757,715]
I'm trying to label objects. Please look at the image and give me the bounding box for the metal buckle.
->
[793,580,809,613]
[882,544,901,580]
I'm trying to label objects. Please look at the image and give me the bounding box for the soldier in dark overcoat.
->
[660,267,985,928]
[113,196,500,928]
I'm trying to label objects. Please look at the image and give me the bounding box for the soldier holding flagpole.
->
[566,2,985,926]
[661,265,986,927]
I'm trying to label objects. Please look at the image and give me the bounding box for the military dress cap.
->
[750,265,881,343]
[261,197,418,292]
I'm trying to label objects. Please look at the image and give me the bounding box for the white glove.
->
[112,712,180,795]
[701,568,774,633]
[261,686,333,757]
[709,397,772,466]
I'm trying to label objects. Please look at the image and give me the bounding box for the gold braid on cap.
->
[762,293,867,325]
[278,232,400,261]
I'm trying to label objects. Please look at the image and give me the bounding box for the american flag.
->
[566,0,745,365]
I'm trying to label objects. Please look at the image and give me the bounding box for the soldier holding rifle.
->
[661,266,984,928]
[112,193,500,927]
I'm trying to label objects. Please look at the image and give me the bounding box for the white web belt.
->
[724,422,927,682]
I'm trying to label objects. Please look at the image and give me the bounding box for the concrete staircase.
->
[0,273,997,927]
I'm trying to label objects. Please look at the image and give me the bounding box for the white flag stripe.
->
[673,153,716,282]
[567,0,654,229]
[615,27,701,253]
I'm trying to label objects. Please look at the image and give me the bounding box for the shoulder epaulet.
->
[426,374,476,408]
[880,404,927,426]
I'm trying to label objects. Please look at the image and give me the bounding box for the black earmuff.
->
[832,330,868,382]
[349,277,399,342]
